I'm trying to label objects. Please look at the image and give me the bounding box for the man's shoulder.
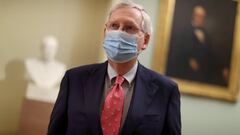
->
[139,64,178,89]
[66,62,107,77]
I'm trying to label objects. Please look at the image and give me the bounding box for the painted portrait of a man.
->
[166,0,237,86]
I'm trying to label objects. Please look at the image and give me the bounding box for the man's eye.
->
[110,23,119,30]
[126,26,134,30]
[125,26,137,33]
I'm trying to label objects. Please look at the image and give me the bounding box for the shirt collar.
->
[107,62,138,84]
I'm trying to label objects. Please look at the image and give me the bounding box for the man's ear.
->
[102,27,107,40]
[103,28,107,36]
[142,33,150,50]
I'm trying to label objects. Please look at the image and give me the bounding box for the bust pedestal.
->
[18,99,54,135]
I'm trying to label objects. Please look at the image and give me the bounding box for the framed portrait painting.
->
[152,0,240,102]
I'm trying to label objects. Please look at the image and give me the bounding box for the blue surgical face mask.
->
[103,31,139,63]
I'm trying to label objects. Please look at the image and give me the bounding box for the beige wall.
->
[0,0,111,134]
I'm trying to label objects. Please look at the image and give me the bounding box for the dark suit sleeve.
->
[162,85,181,135]
[47,71,69,135]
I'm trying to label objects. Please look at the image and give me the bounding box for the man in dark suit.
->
[167,6,213,83]
[48,1,181,135]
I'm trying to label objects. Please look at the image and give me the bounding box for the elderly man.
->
[47,1,181,135]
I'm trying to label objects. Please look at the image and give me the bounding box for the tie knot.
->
[115,76,125,85]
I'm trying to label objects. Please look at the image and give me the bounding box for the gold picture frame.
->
[152,0,240,102]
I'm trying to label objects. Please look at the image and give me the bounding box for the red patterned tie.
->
[101,75,125,135]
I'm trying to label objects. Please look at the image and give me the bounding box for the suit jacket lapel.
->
[121,63,160,135]
[84,61,107,134]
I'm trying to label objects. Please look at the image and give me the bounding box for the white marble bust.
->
[25,35,66,103]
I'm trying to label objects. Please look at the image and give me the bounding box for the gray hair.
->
[107,0,153,35]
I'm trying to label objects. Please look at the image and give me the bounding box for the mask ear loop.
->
[135,31,147,54]
[137,50,142,55]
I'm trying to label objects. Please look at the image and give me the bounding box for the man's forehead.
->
[109,7,142,24]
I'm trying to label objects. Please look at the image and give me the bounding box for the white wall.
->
[134,0,240,134]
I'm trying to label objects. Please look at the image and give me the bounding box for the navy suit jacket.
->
[48,62,181,135]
